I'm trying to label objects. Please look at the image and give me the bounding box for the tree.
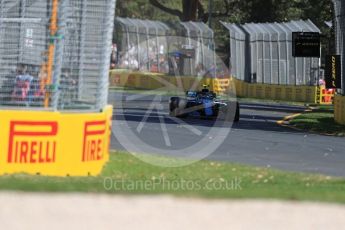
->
[149,0,233,22]
[236,0,297,23]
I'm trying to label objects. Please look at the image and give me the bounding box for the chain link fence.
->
[114,18,170,73]
[0,0,116,111]
[333,0,345,95]
[222,20,321,86]
[114,17,217,77]
[177,21,216,76]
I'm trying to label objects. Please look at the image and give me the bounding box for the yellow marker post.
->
[43,0,59,108]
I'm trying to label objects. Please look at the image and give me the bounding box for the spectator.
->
[319,77,326,86]
[12,64,33,102]
[59,69,77,108]
[27,73,42,106]
[110,44,118,69]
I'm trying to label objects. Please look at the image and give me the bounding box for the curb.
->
[276,110,344,137]
[276,113,304,132]
[277,113,302,126]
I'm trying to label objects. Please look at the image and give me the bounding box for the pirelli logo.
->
[82,121,107,162]
[8,121,58,164]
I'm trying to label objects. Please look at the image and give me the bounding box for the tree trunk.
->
[182,0,198,21]
[149,0,203,22]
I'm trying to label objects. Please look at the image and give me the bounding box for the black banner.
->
[292,32,321,58]
[325,55,342,89]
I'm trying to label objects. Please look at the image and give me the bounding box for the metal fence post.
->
[19,0,25,64]
[269,27,273,84]
[134,20,141,71]
[77,0,87,101]
[180,22,194,76]
[51,0,67,110]
[97,0,116,110]
[190,21,204,72]
[153,22,160,73]
[276,23,290,85]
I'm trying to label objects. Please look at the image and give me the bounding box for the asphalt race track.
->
[109,91,345,177]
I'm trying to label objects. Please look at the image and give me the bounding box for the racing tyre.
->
[169,97,188,118]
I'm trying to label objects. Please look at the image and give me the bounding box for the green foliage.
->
[116,0,180,21]
[116,0,333,26]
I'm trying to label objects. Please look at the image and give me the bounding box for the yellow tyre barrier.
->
[223,78,321,103]
[213,78,231,95]
[274,86,284,101]
[335,95,345,125]
[255,85,264,98]
[284,87,294,101]
[110,70,234,95]
[109,71,336,105]
[0,106,113,176]
[264,85,273,99]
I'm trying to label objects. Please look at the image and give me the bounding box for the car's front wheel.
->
[169,97,188,118]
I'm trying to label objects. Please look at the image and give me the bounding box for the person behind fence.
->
[12,64,34,102]
[319,77,325,86]
[27,66,45,106]
[60,69,77,107]
[110,44,118,69]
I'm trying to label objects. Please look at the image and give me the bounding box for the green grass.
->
[1,152,345,203]
[289,108,345,136]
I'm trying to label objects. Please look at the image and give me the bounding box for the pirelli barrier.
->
[335,95,345,125]
[0,106,113,176]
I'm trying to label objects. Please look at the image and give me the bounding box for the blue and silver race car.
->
[169,87,240,122]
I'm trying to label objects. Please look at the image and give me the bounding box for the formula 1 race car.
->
[169,87,240,122]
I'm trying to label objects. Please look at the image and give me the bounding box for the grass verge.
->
[0,152,345,203]
[289,107,345,136]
